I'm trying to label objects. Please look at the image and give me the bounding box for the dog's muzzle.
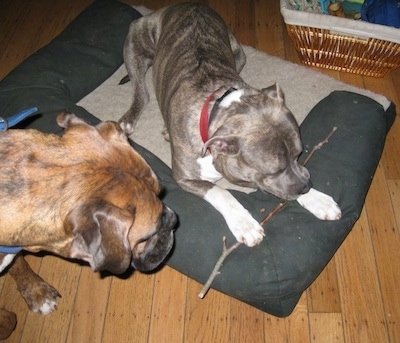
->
[131,205,177,272]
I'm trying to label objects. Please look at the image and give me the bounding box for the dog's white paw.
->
[297,188,342,220]
[203,187,264,247]
[36,298,59,315]
[119,120,134,136]
[20,279,61,315]
[227,211,265,247]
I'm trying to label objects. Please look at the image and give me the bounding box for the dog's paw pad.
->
[297,188,342,221]
[37,298,59,315]
[320,201,342,221]
[240,230,264,247]
[119,121,134,136]
[21,280,61,315]
[229,215,265,247]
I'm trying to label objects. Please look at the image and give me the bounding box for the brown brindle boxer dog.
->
[0,112,176,317]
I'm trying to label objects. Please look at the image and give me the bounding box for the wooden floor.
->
[1,0,399,342]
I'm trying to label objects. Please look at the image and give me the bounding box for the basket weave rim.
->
[280,0,400,44]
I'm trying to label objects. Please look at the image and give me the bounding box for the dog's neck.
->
[199,87,239,144]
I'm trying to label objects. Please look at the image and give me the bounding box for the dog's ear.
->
[56,112,88,129]
[66,200,134,274]
[95,121,128,142]
[261,83,285,105]
[202,135,240,157]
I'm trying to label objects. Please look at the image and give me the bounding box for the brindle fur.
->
[0,112,176,314]
[120,3,341,247]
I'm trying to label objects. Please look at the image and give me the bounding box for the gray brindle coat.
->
[119,3,341,247]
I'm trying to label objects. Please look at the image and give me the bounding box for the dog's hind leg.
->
[7,254,61,315]
[119,14,162,135]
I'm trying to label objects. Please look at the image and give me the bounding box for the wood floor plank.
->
[264,314,289,343]
[339,71,365,88]
[0,7,47,78]
[184,278,230,343]
[281,23,301,64]
[30,0,92,48]
[65,265,112,343]
[388,179,400,233]
[212,0,236,31]
[381,117,400,180]
[365,164,400,343]
[390,67,400,106]
[233,0,256,47]
[148,267,186,343]
[364,75,400,111]
[0,0,57,78]
[284,293,310,343]
[102,271,154,342]
[0,0,30,65]
[335,207,389,343]
[309,312,345,343]
[254,0,285,57]
[307,257,341,313]
[230,300,265,343]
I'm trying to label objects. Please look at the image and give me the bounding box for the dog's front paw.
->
[227,212,265,247]
[297,188,342,220]
[119,119,135,136]
[118,111,138,136]
[19,278,61,315]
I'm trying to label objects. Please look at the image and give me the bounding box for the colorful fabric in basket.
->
[289,0,321,12]
[362,0,400,28]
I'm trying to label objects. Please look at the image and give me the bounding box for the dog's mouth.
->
[259,180,312,201]
[131,230,174,272]
[131,206,177,272]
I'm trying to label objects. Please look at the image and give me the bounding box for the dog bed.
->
[0,0,395,317]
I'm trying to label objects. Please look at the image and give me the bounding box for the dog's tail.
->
[119,75,130,85]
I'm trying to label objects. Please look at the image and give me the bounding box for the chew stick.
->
[198,126,338,298]
[198,237,241,299]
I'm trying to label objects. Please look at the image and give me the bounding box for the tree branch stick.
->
[198,126,338,298]
[198,237,242,298]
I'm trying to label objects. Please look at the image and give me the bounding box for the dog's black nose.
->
[300,180,312,194]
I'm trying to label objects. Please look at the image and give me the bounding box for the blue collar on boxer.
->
[0,107,38,254]
[0,107,38,132]
[0,246,22,254]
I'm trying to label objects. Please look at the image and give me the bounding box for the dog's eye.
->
[269,168,285,177]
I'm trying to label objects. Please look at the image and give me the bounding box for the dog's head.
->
[203,84,311,200]
[57,113,177,274]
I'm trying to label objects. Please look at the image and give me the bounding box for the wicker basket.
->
[280,0,400,77]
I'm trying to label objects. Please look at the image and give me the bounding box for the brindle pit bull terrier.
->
[119,3,341,247]
[0,112,177,317]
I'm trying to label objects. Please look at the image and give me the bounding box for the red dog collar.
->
[199,88,237,144]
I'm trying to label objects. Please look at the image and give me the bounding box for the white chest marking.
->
[219,89,244,108]
[197,154,222,183]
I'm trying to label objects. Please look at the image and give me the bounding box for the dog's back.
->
[153,3,241,113]
[0,117,160,248]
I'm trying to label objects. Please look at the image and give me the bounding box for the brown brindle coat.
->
[0,112,176,314]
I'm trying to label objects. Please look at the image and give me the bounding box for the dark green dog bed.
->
[0,0,395,317]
